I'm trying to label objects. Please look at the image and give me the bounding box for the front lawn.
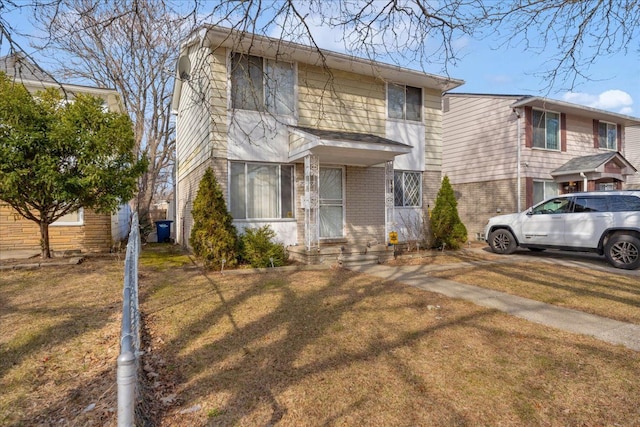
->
[140,246,640,426]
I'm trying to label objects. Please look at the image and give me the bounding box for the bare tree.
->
[481,0,640,91]
[2,0,639,229]
[30,0,189,228]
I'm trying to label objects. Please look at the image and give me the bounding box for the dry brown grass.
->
[139,246,640,426]
[0,256,123,426]
[422,252,640,325]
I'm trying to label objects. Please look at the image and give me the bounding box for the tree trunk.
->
[40,221,52,259]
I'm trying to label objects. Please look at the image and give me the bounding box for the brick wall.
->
[1,203,112,253]
[345,166,385,245]
[450,178,518,239]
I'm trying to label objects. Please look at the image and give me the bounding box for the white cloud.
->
[562,90,633,115]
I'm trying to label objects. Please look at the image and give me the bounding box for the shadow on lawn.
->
[138,260,640,426]
[428,259,640,323]
[0,260,122,426]
[143,266,487,425]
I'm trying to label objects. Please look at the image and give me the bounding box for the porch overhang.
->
[288,126,412,167]
[550,152,637,182]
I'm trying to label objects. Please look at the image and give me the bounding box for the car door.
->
[520,196,573,246]
[565,196,612,248]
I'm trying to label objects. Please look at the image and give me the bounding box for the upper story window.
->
[394,171,421,207]
[598,121,617,150]
[532,109,560,150]
[388,83,421,121]
[230,53,294,116]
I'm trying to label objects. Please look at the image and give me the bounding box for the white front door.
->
[319,167,344,238]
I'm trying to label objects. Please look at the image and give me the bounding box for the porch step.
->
[338,254,380,267]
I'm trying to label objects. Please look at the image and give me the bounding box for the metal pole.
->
[117,351,136,427]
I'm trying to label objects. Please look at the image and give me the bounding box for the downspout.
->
[580,172,587,191]
[514,108,522,212]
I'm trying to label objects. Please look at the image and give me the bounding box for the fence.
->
[117,213,141,427]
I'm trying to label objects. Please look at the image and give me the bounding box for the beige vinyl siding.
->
[624,125,640,188]
[175,46,223,180]
[443,95,519,184]
[521,115,617,178]
[297,64,386,134]
[175,46,228,247]
[423,88,443,171]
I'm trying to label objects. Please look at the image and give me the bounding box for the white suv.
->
[484,191,640,270]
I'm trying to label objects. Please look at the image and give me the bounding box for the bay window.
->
[230,162,294,219]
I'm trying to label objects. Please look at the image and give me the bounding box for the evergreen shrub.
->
[189,168,239,269]
[240,225,287,268]
[430,175,468,249]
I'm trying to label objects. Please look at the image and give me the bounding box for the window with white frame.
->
[598,122,617,150]
[394,171,421,207]
[388,83,422,121]
[230,162,294,219]
[52,208,84,226]
[532,109,560,150]
[533,180,559,205]
[230,53,294,116]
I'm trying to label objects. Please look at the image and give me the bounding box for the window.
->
[532,109,560,150]
[532,197,572,214]
[598,122,617,150]
[230,162,294,219]
[388,83,421,121]
[52,208,84,226]
[573,197,608,213]
[599,182,616,191]
[230,53,294,115]
[394,171,421,207]
[533,180,559,205]
[610,195,640,211]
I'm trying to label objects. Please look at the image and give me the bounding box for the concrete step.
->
[338,254,380,267]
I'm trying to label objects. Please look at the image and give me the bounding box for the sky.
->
[448,35,639,116]
[2,2,638,117]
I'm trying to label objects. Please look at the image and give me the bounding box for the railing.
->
[117,213,141,427]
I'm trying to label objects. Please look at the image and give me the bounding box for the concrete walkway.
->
[348,260,640,352]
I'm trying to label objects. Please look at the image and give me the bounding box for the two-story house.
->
[0,54,131,256]
[442,93,640,237]
[171,25,463,263]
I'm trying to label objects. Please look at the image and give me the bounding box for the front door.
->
[319,167,344,238]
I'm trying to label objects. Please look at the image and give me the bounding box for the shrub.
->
[430,175,468,250]
[189,168,239,269]
[239,225,287,268]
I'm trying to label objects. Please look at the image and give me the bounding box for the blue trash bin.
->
[155,220,173,243]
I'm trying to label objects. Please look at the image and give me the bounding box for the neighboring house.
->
[0,53,131,255]
[171,25,463,263]
[442,93,640,237]
[626,125,640,189]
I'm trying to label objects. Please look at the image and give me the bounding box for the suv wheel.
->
[488,229,517,254]
[604,234,640,270]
